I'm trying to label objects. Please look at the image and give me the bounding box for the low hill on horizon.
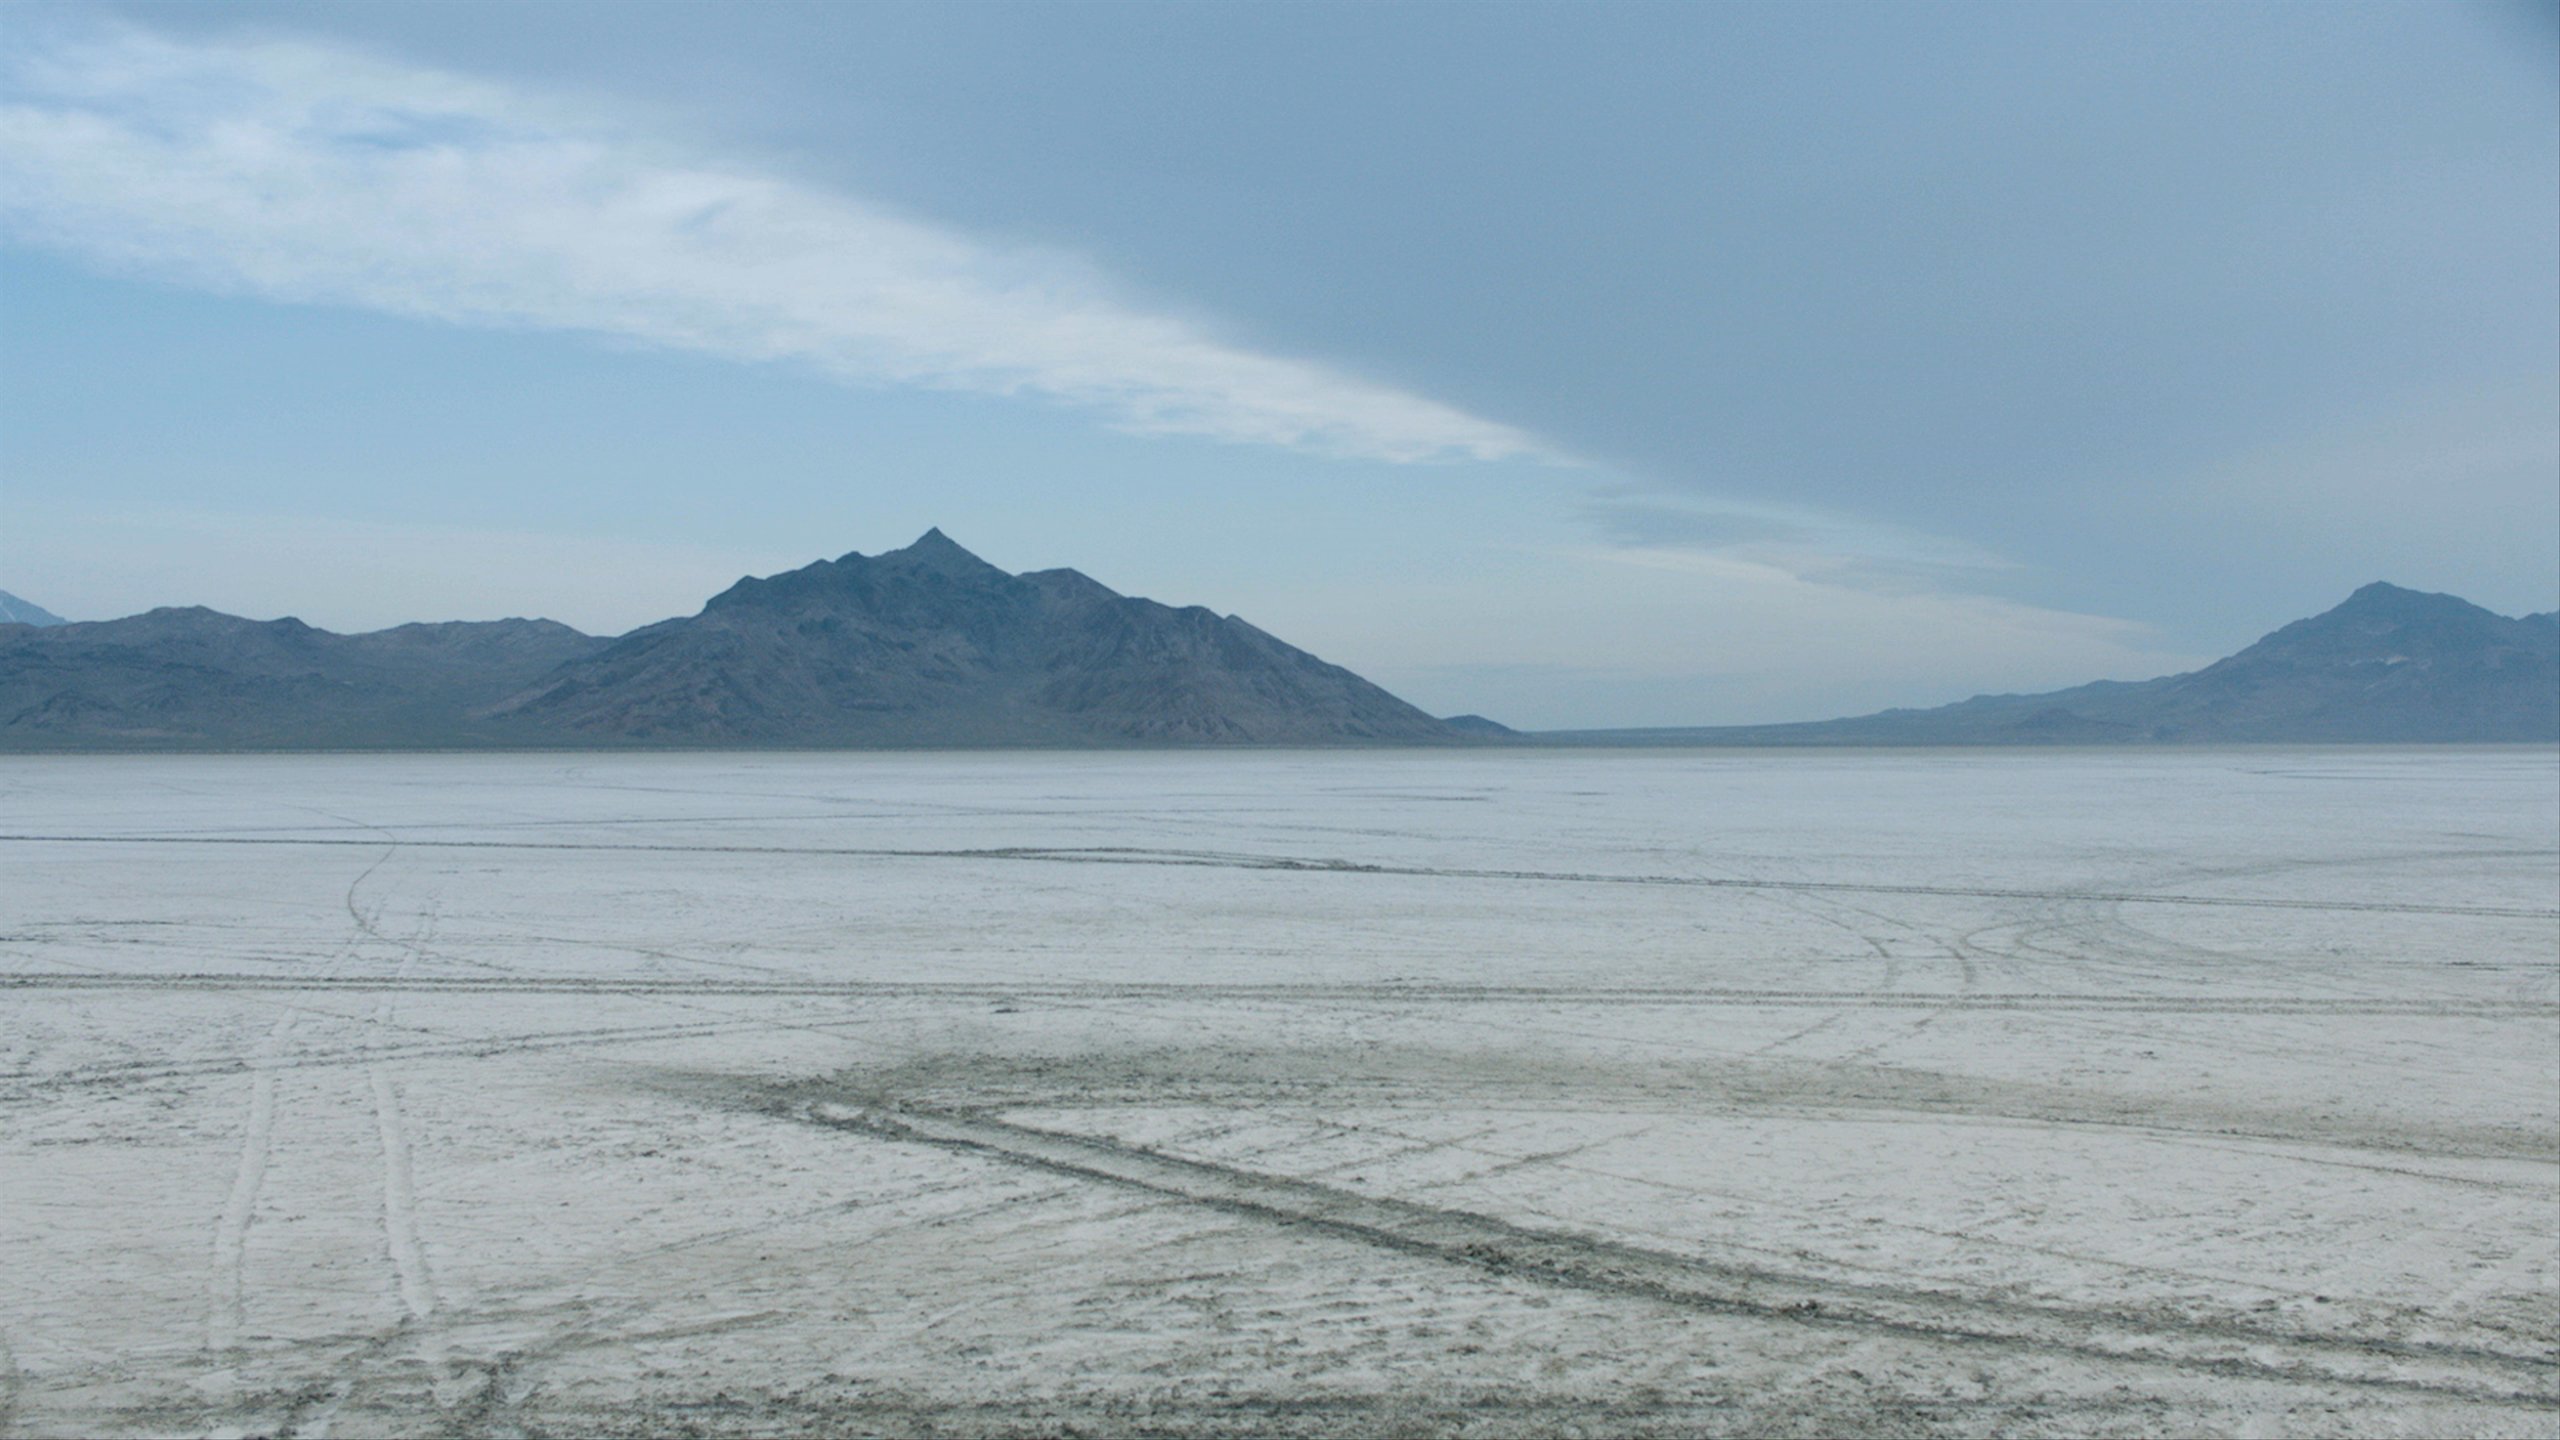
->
[1541,582,2558,746]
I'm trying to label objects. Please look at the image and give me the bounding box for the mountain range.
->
[2,541,2551,750]
[1543,582,2556,746]
[0,531,1469,749]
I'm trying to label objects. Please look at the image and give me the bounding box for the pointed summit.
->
[2283,579,2498,635]
[470,530,1470,745]
[2331,581,2460,615]
[873,528,1008,579]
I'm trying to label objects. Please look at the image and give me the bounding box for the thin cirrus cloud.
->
[1578,488,2024,598]
[0,24,1546,465]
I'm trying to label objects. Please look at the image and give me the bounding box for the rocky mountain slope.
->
[9,557,2547,750]
[0,532,1467,748]
[482,530,1459,745]
[0,609,606,748]
[1546,583,2558,745]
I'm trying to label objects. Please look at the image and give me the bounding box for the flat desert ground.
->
[2,748,2554,1437]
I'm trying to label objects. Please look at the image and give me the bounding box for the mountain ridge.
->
[0,607,607,748]
[1540,582,2557,746]
[0,533,1468,749]
[3,554,2549,750]
[483,533,1458,745]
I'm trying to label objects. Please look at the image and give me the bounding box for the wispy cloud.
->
[0,25,1545,463]
[1578,488,2019,596]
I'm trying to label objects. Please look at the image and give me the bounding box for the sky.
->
[2,0,2553,729]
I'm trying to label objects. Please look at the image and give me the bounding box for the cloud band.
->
[0,26,1545,464]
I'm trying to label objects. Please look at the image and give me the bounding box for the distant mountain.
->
[16,557,2537,752]
[481,530,1462,745]
[0,532,1473,749]
[0,591,66,627]
[1544,583,2559,746]
[1,610,605,748]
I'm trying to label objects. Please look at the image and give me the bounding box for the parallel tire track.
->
[794,1099,2559,1406]
[4,834,2551,918]
[206,1063,278,1353]
[206,842,399,1356]
[1,1017,781,1093]
[369,1070,435,1321]
[7,973,2551,1017]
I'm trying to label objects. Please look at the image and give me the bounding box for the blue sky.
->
[3,1,2553,727]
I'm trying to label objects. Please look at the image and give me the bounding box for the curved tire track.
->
[790,1097,2558,1406]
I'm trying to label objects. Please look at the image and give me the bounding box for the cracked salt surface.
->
[1,748,2553,1436]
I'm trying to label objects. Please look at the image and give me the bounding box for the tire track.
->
[369,906,438,1327]
[1759,888,1983,1062]
[9,1019,780,1092]
[4,833,2549,918]
[0,1329,20,1440]
[206,842,399,1357]
[6,973,2548,1014]
[369,1068,435,1322]
[791,1098,2558,1405]
[207,1060,280,1353]
[1329,1108,2549,1305]
[0,1004,933,1096]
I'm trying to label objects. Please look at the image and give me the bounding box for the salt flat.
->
[1,748,2553,1437]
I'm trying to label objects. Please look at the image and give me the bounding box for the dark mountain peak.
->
[1,534,1477,749]
[475,533,1468,747]
[867,527,1007,580]
[2325,581,2480,622]
[2244,583,2517,663]
[708,531,1013,616]
[1554,581,2556,747]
